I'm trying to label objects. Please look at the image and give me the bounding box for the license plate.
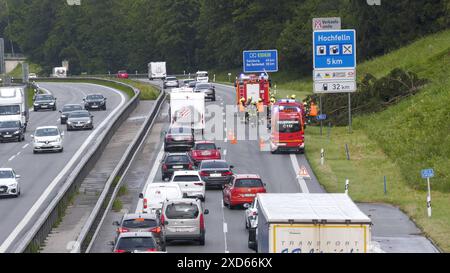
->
[173,166,183,169]
[92,105,98,108]
[4,135,12,138]
[201,151,211,156]
[210,173,221,177]
[41,105,48,108]
[243,194,256,197]
[175,228,190,233]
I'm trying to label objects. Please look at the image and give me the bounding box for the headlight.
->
[49,102,55,105]
[87,120,92,124]
[13,130,20,134]
[55,138,61,142]
[67,121,72,125]
[9,183,17,188]
[34,103,38,106]
[61,115,66,118]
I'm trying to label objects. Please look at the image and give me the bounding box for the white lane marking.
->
[128,116,147,121]
[16,152,21,156]
[290,154,310,193]
[0,85,126,253]
[221,197,229,253]
[223,149,227,157]
[8,156,15,162]
[22,144,29,149]
[135,145,165,213]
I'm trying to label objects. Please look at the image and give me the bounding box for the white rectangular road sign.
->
[313,17,341,31]
[314,69,356,81]
[314,80,356,93]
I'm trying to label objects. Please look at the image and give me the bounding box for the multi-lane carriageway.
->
[0,82,126,252]
[0,80,439,253]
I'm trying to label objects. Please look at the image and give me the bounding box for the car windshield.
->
[36,95,53,101]
[165,203,199,219]
[196,84,211,89]
[195,143,216,150]
[87,95,104,100]
[63,105,83,112]
[173,175,200,182]
[277,120,301,133]
[0,105,20,115]
[197,73,208,77]
[0,121,20,128]
[166,77,177,81]
[122,218,157,229]
[35,128,59,137]
[201,161,228,169]
[235,179,263,188]
[166,155,189,164]
[117,237,156,251]
[69,112,90,118]
[0,171,14,179]
[169,127,191,134]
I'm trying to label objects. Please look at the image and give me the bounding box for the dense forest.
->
[0,0,448,75]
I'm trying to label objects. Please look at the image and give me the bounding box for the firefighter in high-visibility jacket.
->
[309,101,319,124]
[239,97,247,123]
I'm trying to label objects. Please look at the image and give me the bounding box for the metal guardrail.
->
[77,84,166,253]
[12,77,143,253]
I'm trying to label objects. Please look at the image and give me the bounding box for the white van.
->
[196,71,209,83]
[148,62,167,80]
[0,87,28,131]
[139,183,183,214]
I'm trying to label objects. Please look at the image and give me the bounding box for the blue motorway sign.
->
[243,50,278,73]
[421,169,435,179]
[313,30,356,69]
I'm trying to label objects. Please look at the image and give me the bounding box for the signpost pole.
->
[0,38,5,86]
[348,92,352,134]
[320,95,323,136]
[427,177,432,217]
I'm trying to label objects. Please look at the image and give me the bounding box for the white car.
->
[244,197,258,229]
[139,183,183,214]
[0,168,21,198]
[170,171,205,201]
[32,126,64,153]
[28,73,37,79]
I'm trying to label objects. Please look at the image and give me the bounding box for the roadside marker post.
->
[384,176,387,195]
[320,148,325,165]
[421,169,434,217]
[345,179,349,195]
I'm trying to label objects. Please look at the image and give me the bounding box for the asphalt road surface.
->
[0,82,126,252]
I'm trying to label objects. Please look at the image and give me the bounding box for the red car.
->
[189,141,221,165]
[222,175,267,209]
[117,70,129,79]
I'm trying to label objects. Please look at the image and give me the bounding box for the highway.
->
[0,82,126,252]
[90,81,326,253]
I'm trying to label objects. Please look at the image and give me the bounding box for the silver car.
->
[161,199,209,245]
[66,110,94,131]
[111,232,162,253]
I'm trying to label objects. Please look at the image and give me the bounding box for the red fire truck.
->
[269,99,305,154]
[235,73,270,107]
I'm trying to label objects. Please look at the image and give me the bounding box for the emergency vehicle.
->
[235,73,270,107]
[269,99,305,154]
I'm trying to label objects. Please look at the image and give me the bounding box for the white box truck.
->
[170,91,205,131]
[52,67,67,78]
[148,62,167,80]
[0,87,29,131]
[256,193,372,253]
[196,71,209,83]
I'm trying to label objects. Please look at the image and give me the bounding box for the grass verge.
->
[114,78,159,100]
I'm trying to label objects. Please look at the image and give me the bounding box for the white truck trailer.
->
[52,67,67,78]
[0,87,29,131]
[148,62,167,80]
[256,193,372,253]
[169,91,205,132]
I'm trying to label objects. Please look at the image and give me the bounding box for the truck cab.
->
[270,99,305,154]
[235,73,270,107]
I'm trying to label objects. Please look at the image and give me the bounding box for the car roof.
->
[117,232,156,239]
[173,171,199,176]
[35,126,58,130]
[122,213,157,221]
[165,152,189,156]
[148,183,181,188]
[194,141,215,145]
[234,174,261,179]
[86,93,103,96]
[201,159,226,164]
[0,168,13,172]
[164,198,201,205]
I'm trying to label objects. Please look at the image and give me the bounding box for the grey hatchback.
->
[161,199,209,245]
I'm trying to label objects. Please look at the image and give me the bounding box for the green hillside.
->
[305,29,450,252]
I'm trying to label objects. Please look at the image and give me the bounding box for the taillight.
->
[194,182,204,186]
[222,171,233,176]
[199,214,205,231]
[199,171,210,177]
[252,211,257,216]
[216,151,221,158]
[166,134,173,141]
[114,249,126,253]
[143,198,148,209]
[162,164,168,171]
[160,214,165,225]
[146,248,157,252]
[117,227,129,233]
[188,163,193,170]
[150,227,161,233]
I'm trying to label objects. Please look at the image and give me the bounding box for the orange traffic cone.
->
[259,138,265,150]
[298,166,310,178]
